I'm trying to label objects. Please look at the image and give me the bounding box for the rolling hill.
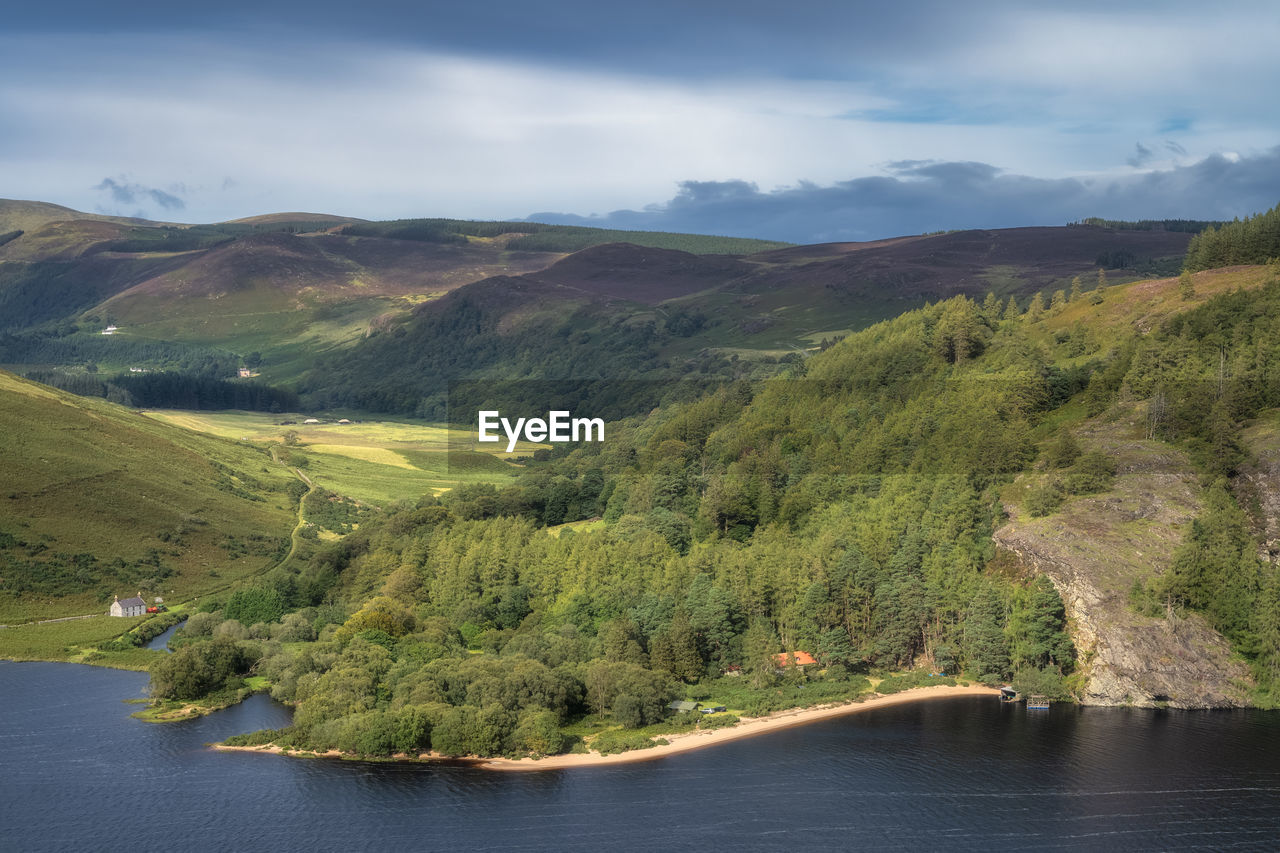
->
[0,369,300,624]
[302,226,1196,416]
[2,198,1194,399]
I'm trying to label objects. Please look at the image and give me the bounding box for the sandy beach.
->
[213,684,1000,771]
[483,684,999,770]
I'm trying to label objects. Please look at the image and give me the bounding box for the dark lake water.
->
[144,619,186,652]
[4,662,1280,852]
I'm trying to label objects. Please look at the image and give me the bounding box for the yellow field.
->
[306,444,416,470]
[142,410,537,505]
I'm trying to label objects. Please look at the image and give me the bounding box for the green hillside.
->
[0,370,300,626]
[2,199,1193,398]
[0,199,160,234]
[302,228,1196,419]
[158,262,1280,763]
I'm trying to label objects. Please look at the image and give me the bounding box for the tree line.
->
[1183,202,1280,271]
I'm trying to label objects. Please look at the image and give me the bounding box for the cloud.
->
[0,14,1277,225]
[1127,142,1155,168]
[94,177,185,211]
[527,148,1280,244]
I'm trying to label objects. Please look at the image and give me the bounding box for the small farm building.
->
[110,594,147,618]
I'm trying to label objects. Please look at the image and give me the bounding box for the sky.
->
[3,0,1280,243]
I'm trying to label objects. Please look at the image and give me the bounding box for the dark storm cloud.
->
[0,1,1006,78]
[95,177,185,210]
[528,148,1280,244]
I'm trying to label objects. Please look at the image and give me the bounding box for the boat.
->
[1026,694,1050,710]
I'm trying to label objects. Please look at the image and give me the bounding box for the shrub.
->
[1026,478,1065,517]
[1012,667,1071,702]
[698,714,739,730]
[877,672,956,694]
[591,729,657,755]
[1063,451,1116,495]
[512,710,568,757]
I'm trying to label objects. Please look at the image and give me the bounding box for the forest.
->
[143,243,1280,759]
[299,283,777,418]
[23,369,299,412]
[1183,202,1280,271]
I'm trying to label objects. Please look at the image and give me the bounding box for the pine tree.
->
[1069,276,1082,302]
[965,584,1010,682]
[742,620,778,688]
[1179,270,1195,301]
[1253,565,1280,692]
[981,291,1003,323]
[1090,276,1106,304]
[667,606,704,682]
[1002,296,1021,321]
[1028,292,1045,318]
[1025,576,1075,671]
[1050,289,1067,311]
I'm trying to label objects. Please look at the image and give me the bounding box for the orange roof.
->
[774,651,817,666]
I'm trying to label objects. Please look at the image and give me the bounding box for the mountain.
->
[1,200,1195,406]
[0,199,165,234]
[304,226,1195,416]
[0,201,786,382]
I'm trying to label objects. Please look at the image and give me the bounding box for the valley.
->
[4,197,1280,768]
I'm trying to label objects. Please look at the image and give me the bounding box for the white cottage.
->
[110,594,147,618]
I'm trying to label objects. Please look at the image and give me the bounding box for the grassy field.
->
[0,372,300,624]
[0,378,537,660]
[0,615,167,671]
[142,410,530,504]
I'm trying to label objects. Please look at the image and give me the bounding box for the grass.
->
[0,616,158,669]
[1030,265,1275,353]
[143,410,527,505]
[0,372,299,625]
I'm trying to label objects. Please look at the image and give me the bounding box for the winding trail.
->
[269,446,318,572]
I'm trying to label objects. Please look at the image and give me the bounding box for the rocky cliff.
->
[1237,415,1280,562]
[994,412,1252,708]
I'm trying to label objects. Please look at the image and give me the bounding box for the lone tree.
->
[1179,270,1196,301]
[1027,292,1046,318]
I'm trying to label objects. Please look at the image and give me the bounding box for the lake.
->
[3,662,1279,851]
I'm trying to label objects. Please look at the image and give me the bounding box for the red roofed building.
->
[774,651,817,667]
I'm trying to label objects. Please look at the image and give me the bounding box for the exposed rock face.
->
[1237,417,1280,562]
[993,416,1251,708]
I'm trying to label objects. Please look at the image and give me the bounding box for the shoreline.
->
[213,684,1001,771]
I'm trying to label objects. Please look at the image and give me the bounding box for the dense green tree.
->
[150,637,255,700]
[965,584,1010,682]
[224,586,286,626]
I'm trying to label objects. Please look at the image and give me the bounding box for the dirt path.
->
[268,446,317,572]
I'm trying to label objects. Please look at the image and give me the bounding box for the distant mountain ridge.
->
[1,198,1194,404]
